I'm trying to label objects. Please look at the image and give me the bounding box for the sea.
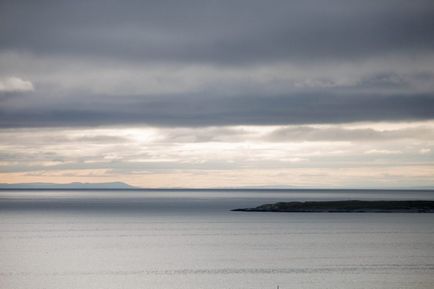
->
[1,189,434,289]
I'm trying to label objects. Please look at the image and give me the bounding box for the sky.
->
[0,0,434,188]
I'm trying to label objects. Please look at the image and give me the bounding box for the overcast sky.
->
[1,0,433,188]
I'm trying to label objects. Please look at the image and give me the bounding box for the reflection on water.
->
[1,189,434,289]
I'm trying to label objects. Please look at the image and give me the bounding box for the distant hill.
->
[0,182,137,189]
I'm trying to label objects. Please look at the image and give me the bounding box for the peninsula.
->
[232,200,434,213]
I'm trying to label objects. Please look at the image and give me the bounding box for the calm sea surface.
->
[1,189,434,289]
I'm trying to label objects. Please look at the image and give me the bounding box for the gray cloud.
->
[1,0,433,64]
[1,90,433,127]
[1,1,434,128]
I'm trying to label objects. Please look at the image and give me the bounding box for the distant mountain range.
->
[0,182,137,189]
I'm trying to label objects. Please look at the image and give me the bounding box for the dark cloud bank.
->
[1,92,434,128]
[1,0,434,128]
[2,0,434,64]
